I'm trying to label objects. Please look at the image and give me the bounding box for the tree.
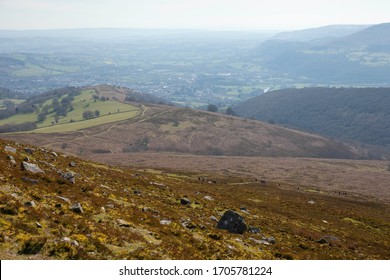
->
[37,112,47,123]
[83,110,95,119]
[207,104,218,112]
[226,107,236,116]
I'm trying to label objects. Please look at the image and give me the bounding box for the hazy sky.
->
[0,0,389,30]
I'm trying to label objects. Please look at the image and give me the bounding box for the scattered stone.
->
[24,201,36,207]
[160,219,172,225]
[24,148,34,154]
[106,203,115,209]
[51,152,58,157]
[210,215,219,223]
[249,237,267,244]
[117,218,131,227]
[307,200,316,205]
[6,155,17,166]
[216,210,248,234]
[56,196,71,204]
[70,202,83,214]
[248,227,261,234]
[36,222,42,228]
[5,145,16,154]
[150,181,166,187]
[62,237,79,246]
[180,198,191,205]
[142,207,159,215]
[21,162,44,173]
[100,207,106,214]
[267,236,276,244]
[69,161,77,167]
[22,177,39,184]
[61,171,76,184]
[317,236,340,244]
[204,196,214,201]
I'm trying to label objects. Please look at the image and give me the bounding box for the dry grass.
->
[0,138,389,260]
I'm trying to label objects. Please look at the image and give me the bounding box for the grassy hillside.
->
[0,86,141,133]
[234,87,390,150]
[1,138,389,260]
[3,101,363,159]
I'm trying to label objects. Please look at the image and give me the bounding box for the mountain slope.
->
[2,98,360,159]
[1,138,390,260]
[254,23,390,84]
[234,87,390,150]
[271,25,369,42]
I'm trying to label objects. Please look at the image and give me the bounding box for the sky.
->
[0,0,389,31]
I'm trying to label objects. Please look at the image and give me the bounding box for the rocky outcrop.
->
[216,210,247,234]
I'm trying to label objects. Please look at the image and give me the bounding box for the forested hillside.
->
[234,87,390,149]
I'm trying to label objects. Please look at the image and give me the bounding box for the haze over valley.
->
[1,1,390,260]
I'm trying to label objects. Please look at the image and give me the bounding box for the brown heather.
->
[0,138,389,260]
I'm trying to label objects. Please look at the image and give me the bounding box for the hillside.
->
[1,138,390,260]
[1,86,362,159]
[0,85,170,133]
[234,87,390,151]
[271,25,369,42]
[254,23,390,84]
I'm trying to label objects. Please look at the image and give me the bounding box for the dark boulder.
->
[216,210,247,234]
[180,198,191,205]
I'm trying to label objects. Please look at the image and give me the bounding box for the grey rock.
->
[56,196,70,204]
[61,172,75,184]
[204,196,214,201]
[249,237,267,244]
[307,200,316,205]
[142,207,159,215]
[216,210,248,234]
[317,236,340,244]
[7,155,17,166]
[21,162,44,174]
[51,152,58,157]
[36,222,42,228]
[22,177,39,184]
[210,215,219,223]
[69,161,77,167]
[62,237,79,246]
[267,236,276,244]
[248,227,261,234]
[70,202,83,214]
[24,148,35,154]
[160,219,172,225]
[5,145,16,154]
[180,198,191,205]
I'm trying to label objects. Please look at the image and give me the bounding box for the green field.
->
[31,110,140,133]
[0,89,141,132]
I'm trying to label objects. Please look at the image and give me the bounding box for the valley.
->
[1,23,390,261]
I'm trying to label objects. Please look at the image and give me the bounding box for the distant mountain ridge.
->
[234,87,390,150]
[254,22,390,85]
[271,24,370,42]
